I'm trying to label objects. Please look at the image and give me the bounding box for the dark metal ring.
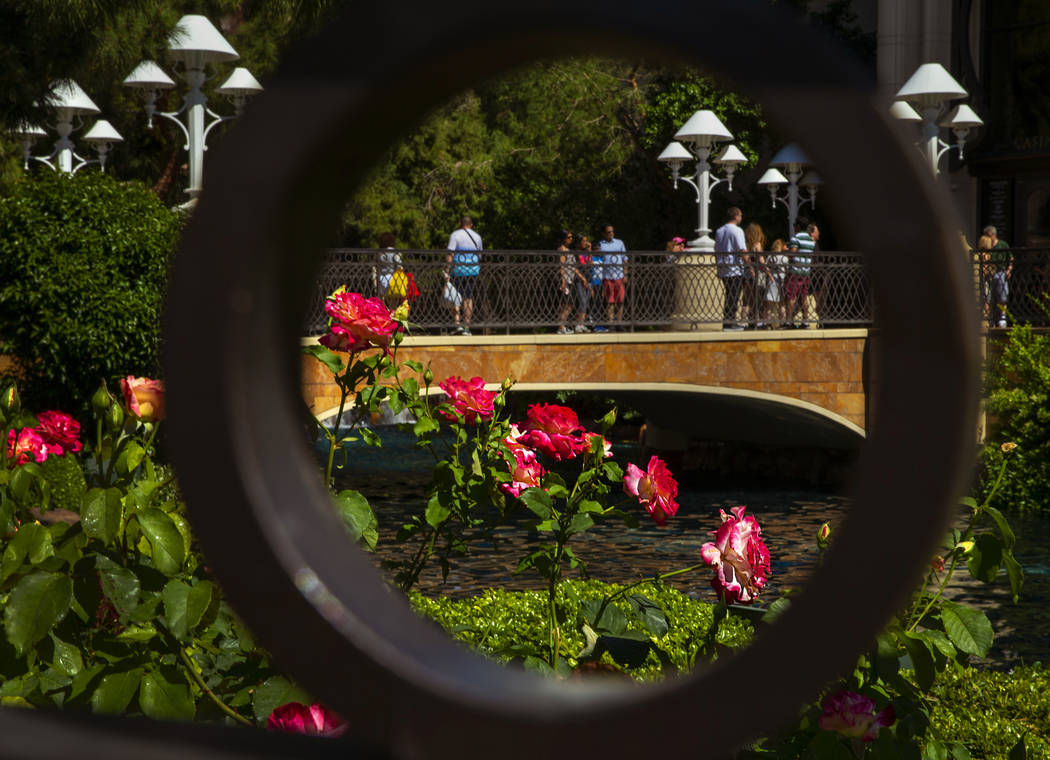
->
[166,0,978,756]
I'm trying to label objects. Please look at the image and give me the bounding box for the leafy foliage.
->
[410,579,753,680]
[0,172,182,412]
[980,316,1050,513]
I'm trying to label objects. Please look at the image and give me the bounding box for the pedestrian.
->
[981,224,1012,327]
[599,224,628,329]
[376,232,404,310]
[589,240,606,332]
[743,222,770,329]
[786,216,816,328]
[573,233,594,333]
[446,214,482,335]
[555,229,576,334]
[714,207,746,331]
[765,238,789,327]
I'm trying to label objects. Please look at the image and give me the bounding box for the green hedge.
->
[411,579,754,679]
[0,171,182,411]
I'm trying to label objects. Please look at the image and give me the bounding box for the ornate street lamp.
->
[893,63,983,176]
[124,15,262,206]
[13,79,123,174]
[756,143,822,234]
[658,109,747,251]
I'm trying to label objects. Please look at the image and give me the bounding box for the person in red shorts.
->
[599,224,628,329]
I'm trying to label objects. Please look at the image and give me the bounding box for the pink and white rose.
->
[519,403,585,461]
[320,291,397,354]
[501,448,546,498]
[583,432,613,459]
[120,376,166,422]
[623,455,679,526]
[267,702,347,737]
[6,428,52,466]
[700,506,771,605]
[818,691,895,742]
[439,376,496,425]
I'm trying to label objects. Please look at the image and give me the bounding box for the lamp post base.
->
[686,234,715,252]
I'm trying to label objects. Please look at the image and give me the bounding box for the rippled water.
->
[330,429,1050,668]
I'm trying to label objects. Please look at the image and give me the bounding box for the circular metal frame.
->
[167,0,978,756]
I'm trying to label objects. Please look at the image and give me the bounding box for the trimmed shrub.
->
[0,171,182,412]
[981,318,1050,513]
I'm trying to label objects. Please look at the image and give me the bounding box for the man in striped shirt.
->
[786,217,817,329]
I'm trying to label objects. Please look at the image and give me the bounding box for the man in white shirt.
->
[446,215,482,335]
[599,224,628,328]
[714,207,746,330]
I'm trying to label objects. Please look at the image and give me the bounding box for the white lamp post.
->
[658,109,747,251]
[13,79,123,174]
[124,15,262,206]
[757,143,821,234]
[893,63,983,177]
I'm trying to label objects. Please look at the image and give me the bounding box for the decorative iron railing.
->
[304,249,876,334]
[972,247,1050,327]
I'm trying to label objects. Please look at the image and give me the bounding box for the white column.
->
[184,67,208,200]
[694,146,714,251]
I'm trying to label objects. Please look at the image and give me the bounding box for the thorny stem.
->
[177,646,252,726]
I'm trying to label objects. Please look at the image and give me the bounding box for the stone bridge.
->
[301,329,874,450]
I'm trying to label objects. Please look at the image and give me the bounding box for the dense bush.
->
[0,171,182,412]
[410,579,754,679]
[980,317,1050,513]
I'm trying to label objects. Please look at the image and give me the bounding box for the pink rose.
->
[582,432,613,459]
[267,702,347,737]
[6,428,52,466]
[500,448,546,498]
[439,376,496,425]
[519,403,585,461]
[818,691,895,742]
[120,376,166,422]
[700,506,771,605]
[320,291,397,354]
[35,410,83,455]
[623,456,679,525]
[503,424,535,461]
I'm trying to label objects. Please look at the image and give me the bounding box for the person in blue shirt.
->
[445,215,482,335]
[599,224,628,329]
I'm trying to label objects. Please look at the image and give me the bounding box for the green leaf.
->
[4,571,73,654]
[413,415,439,437]
[761,597,791,625]
[135,508,185,574]
[923,740,949,760]
[577,499,603,514]
[139,670,195,721]
[941,602,994,657]
[162,580,213,641]
[958,496,978,510]
[602,461,624,482]
[580,599,627,635]
[966,533,1003,583]
[902,632,936,690]
[983,506,1016,550]
[402,360,423,373]
[10,464,43,504]
[628,594,669,637]
[518,488,552,519]
[50,632,83,677]
[81,488,123,545]
[360,427,381,447]
[1,522,53,582]
[115,625,158,643]
[91,667,144,714]
[567,513,594,534]
[599,407,617,433]
[1003,553,1024,604]
[601,632,652,668]
[97,557,140,619]
[425,492,451,529]
[402,377,419,398]
[115,441,145,477]
[252,676,312,726]
[921,629,957,659]
[302,343,345,374]
[332,490,378,551]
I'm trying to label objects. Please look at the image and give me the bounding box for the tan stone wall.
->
[302,330,870,429]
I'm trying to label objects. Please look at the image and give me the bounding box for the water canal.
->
[329,428,1049,669]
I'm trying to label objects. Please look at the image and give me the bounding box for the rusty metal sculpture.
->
[0,0,978,757]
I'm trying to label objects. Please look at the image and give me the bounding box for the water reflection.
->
[330,430,1049,668]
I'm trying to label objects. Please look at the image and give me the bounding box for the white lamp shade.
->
[890,100,922,122]
[123,60,176,90]
[168,15,239,64]
[657,141,693,162]
[45,79,100,116]
[769,143,810,168]
[757,168,789,185]
[895,63,967,106]
[714,144,747,165]
[800,171,823,187]
[941,103,983,129]
[674,109,733,143]
[12,121,47,138]
[216,67,263,96]
[82,120,124,144]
